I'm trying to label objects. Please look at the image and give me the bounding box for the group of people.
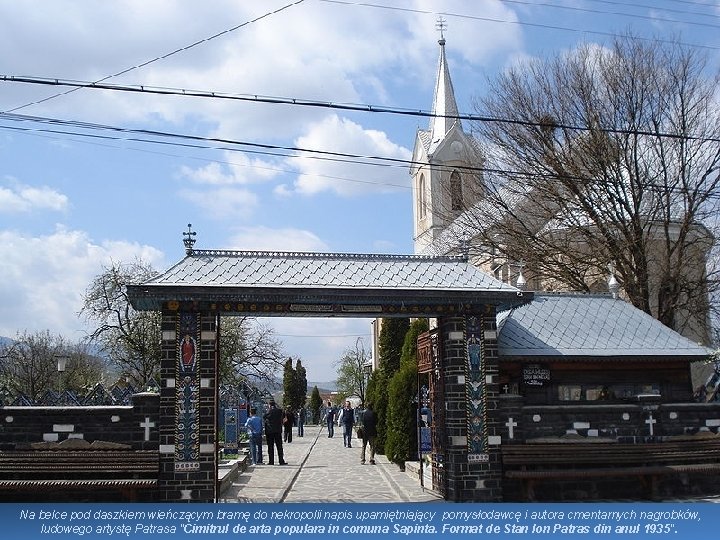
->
[243,401,290,466]
[323,400,377,465]
[243,399,378,467]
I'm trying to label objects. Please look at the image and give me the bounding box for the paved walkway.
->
[219,424,442,503]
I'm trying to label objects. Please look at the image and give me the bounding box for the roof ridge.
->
[189,249,468,262]
[534,292,614,299]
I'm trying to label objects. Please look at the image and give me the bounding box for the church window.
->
[450,171,463,210]
[418,173,427,219]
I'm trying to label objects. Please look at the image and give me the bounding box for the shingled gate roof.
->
[127,250,528,317]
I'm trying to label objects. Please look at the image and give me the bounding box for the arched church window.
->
[450,171,463,211]
[418,173,426,219]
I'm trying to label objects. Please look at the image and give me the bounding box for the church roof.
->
[497,293,711,359]
[128,249,528,315]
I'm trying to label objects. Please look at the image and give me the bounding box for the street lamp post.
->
[55,355,68,404]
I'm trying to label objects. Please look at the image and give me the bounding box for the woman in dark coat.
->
[283,408,296,443]
[360,402,377,465]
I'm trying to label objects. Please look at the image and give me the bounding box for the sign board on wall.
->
[523,364,551,387]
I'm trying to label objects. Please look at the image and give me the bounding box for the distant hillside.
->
[308,381,337,393]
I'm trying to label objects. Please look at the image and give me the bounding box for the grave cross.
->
[645,412,657,436]
[505,417,518,439]
[140,417,155,441]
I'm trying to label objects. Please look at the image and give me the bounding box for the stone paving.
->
[219,424,720,504]
[219,424,442,503]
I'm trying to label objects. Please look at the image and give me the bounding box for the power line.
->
[585,0,720,21]
[500,0,720,30]
[3,76,720,145]
[2,0,306,115]
[2,111,717,202]
[319,0,720,51]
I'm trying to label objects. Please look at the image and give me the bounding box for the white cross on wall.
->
[505,417,518,439]
[645,413,657,436]
[140,417,155,441]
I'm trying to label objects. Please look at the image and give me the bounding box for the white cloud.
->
[0,180,68,213]
[0,1,524,140]
[178,151,281,186]
[227,226,328,252]
[290,114,412,197]
[177,186,259,218]
[0,227,165,340]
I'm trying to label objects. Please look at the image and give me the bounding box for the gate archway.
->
[128,243,529,502]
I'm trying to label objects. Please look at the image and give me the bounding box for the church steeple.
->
[411,21,483,255]
[429,18,460,146]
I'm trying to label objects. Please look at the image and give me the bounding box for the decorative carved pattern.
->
[175,312,200,471]
[465,315,489,460]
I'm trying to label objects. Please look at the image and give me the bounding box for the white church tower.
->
[411,24,483,255]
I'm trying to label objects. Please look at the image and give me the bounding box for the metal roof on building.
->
[128,249,528,315]
[497,293,711,358]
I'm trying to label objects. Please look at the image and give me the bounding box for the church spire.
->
[429,17,460,144]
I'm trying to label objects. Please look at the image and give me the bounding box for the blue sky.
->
[1,0,719,383]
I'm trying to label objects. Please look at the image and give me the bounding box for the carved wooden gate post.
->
[436,311,503,502]
[156,308,219,502]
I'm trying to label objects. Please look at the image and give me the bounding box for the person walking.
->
[262,401,287,465]
[244,407,263,465]
[324,401,337,438]
[360,401,378,465]
[297,408,305,437]
[283,407,296,443]
[339,400,355,448]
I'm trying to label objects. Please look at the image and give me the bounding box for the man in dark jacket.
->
[324,401,336,438]
[339,400,355,448]
[360,402,377,465]
[263,401,286,465]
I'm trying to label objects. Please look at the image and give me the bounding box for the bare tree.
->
[335,338,371,405]
[81,259,161,386]
[0,331,105,401]
[219,316,286,385]
[451,34,720,342]
[82,261,287,387]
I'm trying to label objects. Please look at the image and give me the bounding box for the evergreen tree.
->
[385,319,429,466]
[282,357,307,411]
[282,357,294,408]
[309,386,323,424]
[366,367,389,454]
[370,318,410,454]
[378,319,409,373]
[294,358,308,411]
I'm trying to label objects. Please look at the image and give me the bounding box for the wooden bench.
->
[0,449,159,501]
[501,436,720,501]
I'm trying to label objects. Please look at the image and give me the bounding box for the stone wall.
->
[0,392,159,449]
[498,398,720,443]
[498,398,720,501]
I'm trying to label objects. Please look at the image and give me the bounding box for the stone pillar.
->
[439,309,503,502]
[156,309,219,502]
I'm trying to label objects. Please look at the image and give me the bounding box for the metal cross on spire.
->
[435,16,447,43]
[182,223,197,255]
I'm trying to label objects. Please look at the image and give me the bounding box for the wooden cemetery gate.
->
[417,328,446,496]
